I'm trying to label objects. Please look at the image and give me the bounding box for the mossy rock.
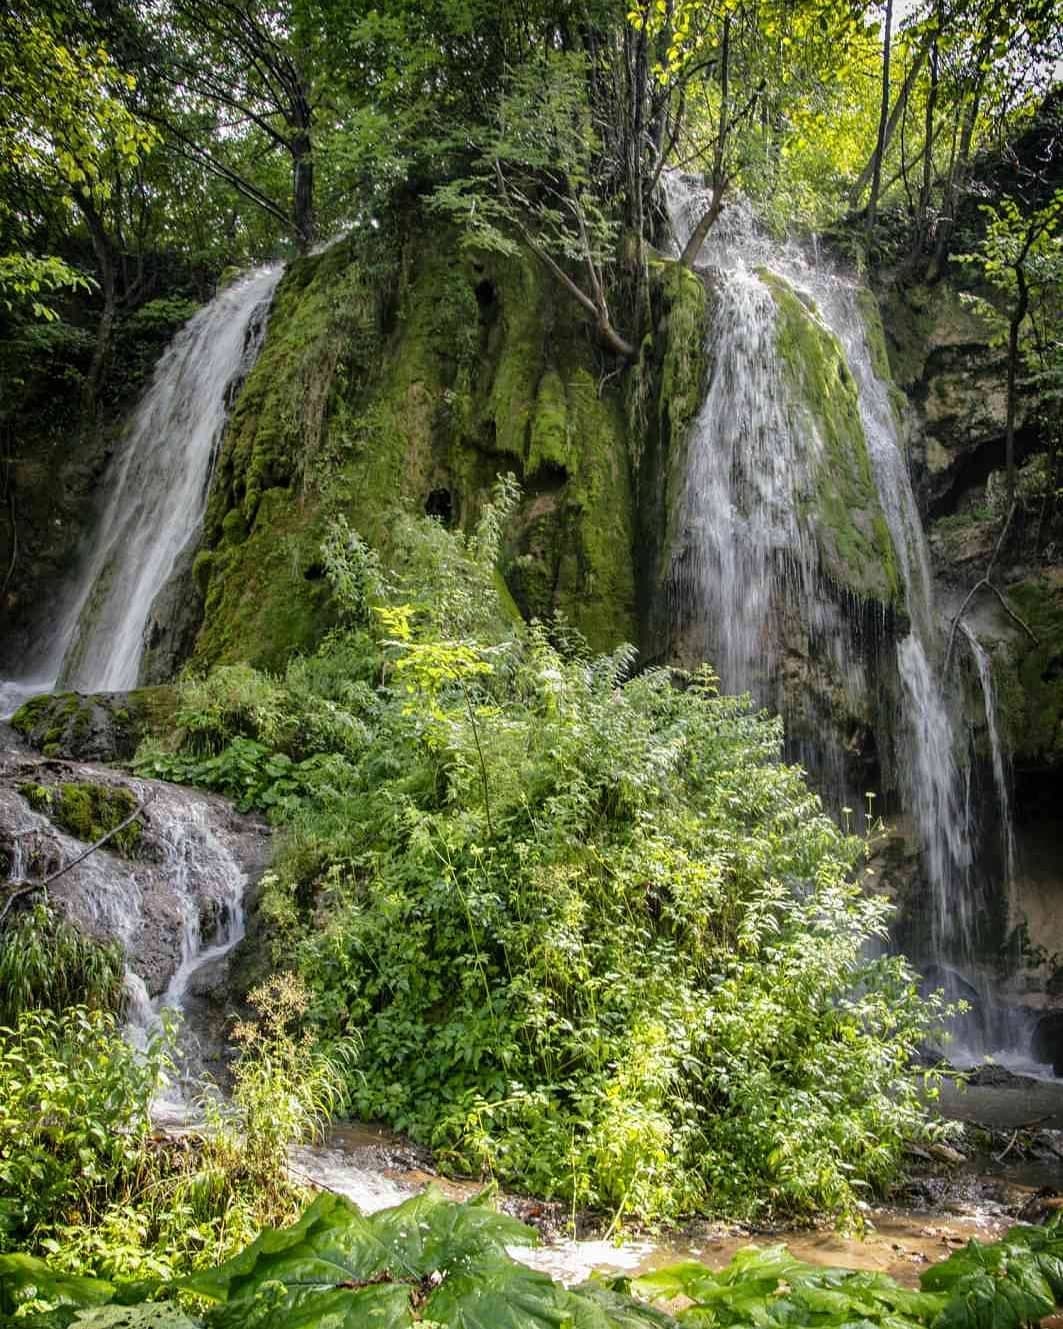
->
[193,220,638,665]
[764,272,901,609]
[17,780,142,855]
[11,687,178,762]
[997,572,1063,769]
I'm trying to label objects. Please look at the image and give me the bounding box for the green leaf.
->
[425,1255,679,1328]
[182,1189,537,1306]
[206,1282,413,1329]
[0,1255,114,1314]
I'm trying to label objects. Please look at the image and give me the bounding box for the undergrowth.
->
[134,479,956,1227]
[4,1190,1063,1329]
[0,904,126,1025]
[0,975,351,1280]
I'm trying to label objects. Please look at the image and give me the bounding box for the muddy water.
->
[289,1121,1025,1288]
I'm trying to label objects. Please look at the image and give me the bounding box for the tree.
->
[430,51,637,359]
[85,0,327,254]
[0,3,156,397]
[959,188,1063,507]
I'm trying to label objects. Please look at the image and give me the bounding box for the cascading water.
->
[0,749,267,1117]
[661,174,1031,1061]
[43,264,281,695]
[961,621,1017,894]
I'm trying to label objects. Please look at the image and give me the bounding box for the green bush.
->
[141,486,953,1225]
[0,1006,168,1249]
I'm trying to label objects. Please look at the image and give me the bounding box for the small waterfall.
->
[663,183,870,800]
[896,633,973,956]
[52,265,282,693]
[661,174,1004,1047]
[0,755,264,1116]
[960,622,1017,893]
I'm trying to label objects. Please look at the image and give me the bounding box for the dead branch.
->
[944,502,1038,671]
[0,789,156,925]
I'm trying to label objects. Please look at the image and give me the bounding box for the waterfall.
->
[662,174,999,1040]
[960,621,1017,893]
[0,755,262,1116]
[50,265,282,693]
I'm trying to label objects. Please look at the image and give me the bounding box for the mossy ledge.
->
[763,271,902,609]
[18,780,142,855]
[11,687,178,762]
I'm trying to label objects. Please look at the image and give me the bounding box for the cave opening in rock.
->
[425,487,454,524]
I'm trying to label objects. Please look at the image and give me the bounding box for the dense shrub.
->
[0,1006,164,1248]
[147,486,953,1225]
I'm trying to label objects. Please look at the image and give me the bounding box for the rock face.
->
[0,745,269,999]
[10,687,178,762]
[879,256,1063,1019]
[190,229,641,668]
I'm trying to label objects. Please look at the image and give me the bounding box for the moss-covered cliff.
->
[192,228,640,668]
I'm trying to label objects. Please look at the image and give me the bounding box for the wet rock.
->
[0,748,269,998]
[966,1063,1037,1088]
[11,687,178,762]
[1017,1188,1063,1225]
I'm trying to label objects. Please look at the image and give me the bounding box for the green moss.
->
[18,782,50,812]
[195,220,638,666]
[764,272,901,607]
[18,781,142,855]
[656,260,708,457]
[527,371,571,476]
[856,289,890,383]
[550,371,637,648]
[194,487,334,671]
[1001,574,1063,767]
[856,288,908,430]
[10,694,53,736]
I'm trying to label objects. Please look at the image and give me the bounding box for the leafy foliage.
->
[148,496,953,1225]
[0,905,126,1025]
[5,1197,1063,1329]
[0,1007,168,1251]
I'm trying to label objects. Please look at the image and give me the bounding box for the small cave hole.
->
[304,563,326,581]
[425,487,454,525]
[474,279,497,310]
[1032,1013,1063,1076]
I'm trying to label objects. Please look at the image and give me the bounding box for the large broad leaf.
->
[424,1255,680,1329]
[634,1262,722,1304]
[0,1309,198,1329]
[924,1243,1055,1329]
[183,1187,538,1307]
[634,1246,820,1316]
[180,1193,388,1303]
[0,1255,114,1314]
[67,1310,201,1328]
[988,1223,1063,1300]
[366,1186,538,1277]
[206,1282,414,1329]
[573,1281,682,1329]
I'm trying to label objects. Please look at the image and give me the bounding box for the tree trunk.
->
[292,128,315,253]
[79,196,117,418]
[1004,263,1029,509]
[866,0,894,241]
[680,14,729,270]
[680,192,725,268]
[849,34,929,211]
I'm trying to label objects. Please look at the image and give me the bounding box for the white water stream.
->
[5,264,283,703]
[661,174,1029,1062]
